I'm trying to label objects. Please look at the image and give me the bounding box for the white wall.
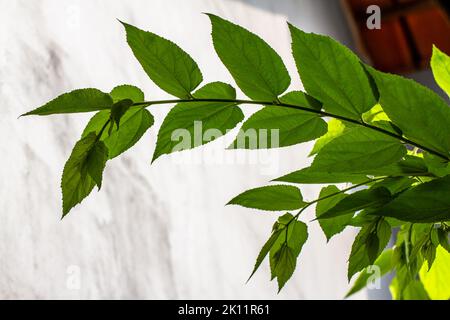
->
[0,0,366,299]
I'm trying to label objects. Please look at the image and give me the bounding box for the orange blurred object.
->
[342,0,450,73]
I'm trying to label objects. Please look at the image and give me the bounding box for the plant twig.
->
[133,98,450,161]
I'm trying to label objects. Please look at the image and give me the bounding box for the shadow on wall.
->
[226,0,444,96]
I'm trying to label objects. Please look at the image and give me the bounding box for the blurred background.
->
[0,0,448,299]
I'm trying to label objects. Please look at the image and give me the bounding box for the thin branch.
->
[133,98,450,161]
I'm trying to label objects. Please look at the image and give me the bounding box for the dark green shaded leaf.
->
[228,185,305,211]
[208,14,290,100]
[348,219,391,280]
[23,89,113,116]
[370,177,415,194]
[316,186,351,241]
[122,21,203,98]
[289,24,377,119]
[371,175,450,223]
[346,249,394,298]
[437,229,450,253]
[318,187,392,220]
[111,99,133,129]
[363,155,429,177]
[424,153,450,178]
[61,133,109,217]
[152,82,243,162]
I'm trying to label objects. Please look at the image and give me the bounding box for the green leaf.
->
[110,99,133,130]
[208,14,290,100]
[289,24,377,119]
[437,229,450,253]
[424,153,450,178]
[369,219,392,264]
[23,89,113,116]
[110,85,145,103]
[231,92,327,149]
[363,155,429,177]
[228,185,305,212]
[318,188,392,220]
[367,67,450,157]
[347,219,391,280]
[421,242,437,270]
[419,246,450,300]
[152,82,243,162]
[316,186,352,241]
[61,133,109,217]
[348,225,373,281]
[310,119,346,156]
[278,90,323,110]
[275,166,367,185]
[370,177,415,194]
[370,175,450,223]
[431,46,450,97]
[269,217,308,291]
[311,127,406,173]
[121,21,203,98]
[402,281,430,300]
[83,107,154,159]
[248,228,284,282]
[345,249,394,298]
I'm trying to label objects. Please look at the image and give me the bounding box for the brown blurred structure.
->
[342,0,450,73]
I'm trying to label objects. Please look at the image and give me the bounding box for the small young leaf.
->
[316,186,352,241]
[121,21,203,98]
[269,218,308,291]
[370,175,450,223]
[421,242,437,270]
[367,66,450,157]
[231,92,327,149]
[311,127,407,173]
[152,82,243,162]
[111,99,133,129]
[228,185,305,211]
[110,85,145,103]
[83,107,154,159]
[208,14,290,100]
[23,89,113,116]
[61,133,109,217]
[318,187,392,220]
[431,45,450,97]
[369,219,392,264]
[289,24,377,119]
[347,219,391,280]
